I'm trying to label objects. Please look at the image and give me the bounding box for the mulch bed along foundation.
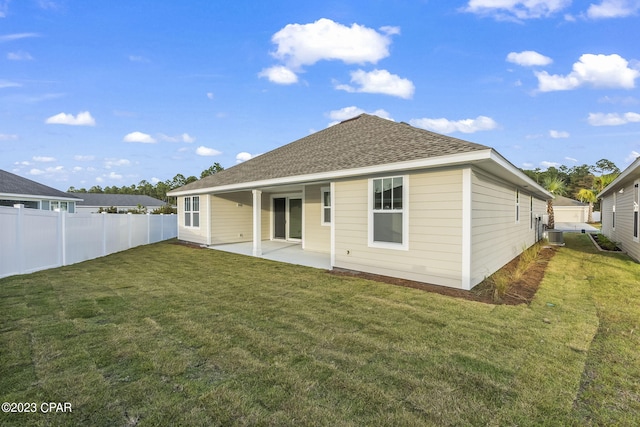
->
[329,246,557,306]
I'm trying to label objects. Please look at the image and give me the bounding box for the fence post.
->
[128,212,133,248]
[160,213,164,241]
[13,204,25,275]
[59,210,67,266]
[102,212,107,256]
[147,213,151,244]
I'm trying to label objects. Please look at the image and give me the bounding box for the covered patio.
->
[207,240,331,270]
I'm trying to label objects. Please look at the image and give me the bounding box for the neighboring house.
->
[69,193,166,213]
[168,114,551,290]
[553,195,589,223]
[598,156,640,262]
[0,169,81,212]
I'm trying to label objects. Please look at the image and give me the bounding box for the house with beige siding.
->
[167,114,551,290]
[598,157,640,262]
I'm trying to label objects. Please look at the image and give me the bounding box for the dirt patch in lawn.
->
[330,245,557,306]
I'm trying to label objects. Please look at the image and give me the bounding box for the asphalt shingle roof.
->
[553,195,587,207]
[0,169,81,200]
[172,114,491,193]
[69,193,165,207]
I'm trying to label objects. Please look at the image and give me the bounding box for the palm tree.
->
[576,188,598,223]
[542,176,567,229]
[576,173,619,223]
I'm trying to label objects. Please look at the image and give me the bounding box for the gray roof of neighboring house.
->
[553,195,587,207]
[0,169,82,201]
[69,193,165,207]
[170,114,491,194]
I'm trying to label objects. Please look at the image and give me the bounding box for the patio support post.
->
[252,189,262,256]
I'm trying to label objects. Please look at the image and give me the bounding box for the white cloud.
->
[598,95,639,105]
[587,0,640,19]
[541,161,561,169]
[549,129,570,138]
[195,146,222,157]
[151,177,161,184]
[462,0,571,20]
[327,106,393,126]
[0,32,40,42]
[335,69,415,99]
[535,53,640,92]
[270,18,395,70]
[625,150,640,163]
[33,156,56,162]
[258,66,299,85]
[0,0,8,17]
[236,152,254,163]
[108,171,123,180]
[0,79,21,88]
[506,51,553,67]
[7,51,33,61]
[565,157,578,162]
[74,155,95,161]
[45,111,96,126]
[123,131,156,143]
[410,115,498,134]
[159,133,196,143]
[206,92,214,100]
[587,111,640,126]
[0,133,18,140]
[28,166,64,176]
[128,55,149,63]
[104,158,131,168]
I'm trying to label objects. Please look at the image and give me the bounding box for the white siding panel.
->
[602,183,640,261]
[470,168,546,286]
[303,184,331,253]
[334,169,464,288]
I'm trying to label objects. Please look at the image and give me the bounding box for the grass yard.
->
[1,235,638,426]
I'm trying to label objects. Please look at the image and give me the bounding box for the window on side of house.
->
[634,183,639,240]
[184,196,200,228]
[612,192,616,230]
[192,196,200,227]
[50,201,68,212]
[369,176,407,249]
[184,197,191,227]
[321,187,331,225]
[530,195,533,229]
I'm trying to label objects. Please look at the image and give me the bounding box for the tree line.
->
[67,163,224,203]
[522,158,620,226]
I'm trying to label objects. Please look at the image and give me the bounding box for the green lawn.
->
[1,235,638,426]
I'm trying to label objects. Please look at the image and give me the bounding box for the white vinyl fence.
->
[0,205,177,279]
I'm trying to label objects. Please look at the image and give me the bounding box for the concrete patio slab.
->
[554,222,600,233]
[207,240,331,270]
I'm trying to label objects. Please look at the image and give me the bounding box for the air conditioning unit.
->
[547,230,564,246]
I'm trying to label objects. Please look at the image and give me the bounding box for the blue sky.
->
[2,0,640,190]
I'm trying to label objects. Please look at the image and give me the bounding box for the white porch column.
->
[252,189,262,256]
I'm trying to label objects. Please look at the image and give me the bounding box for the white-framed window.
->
[612,192,616,231]
[634,182,639,241]
[515,189,520,223]
[184,196,200,228]
[530,195,533,229]
[321,187,331,226]
[368,176,408,250]
[50,201,68,212]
